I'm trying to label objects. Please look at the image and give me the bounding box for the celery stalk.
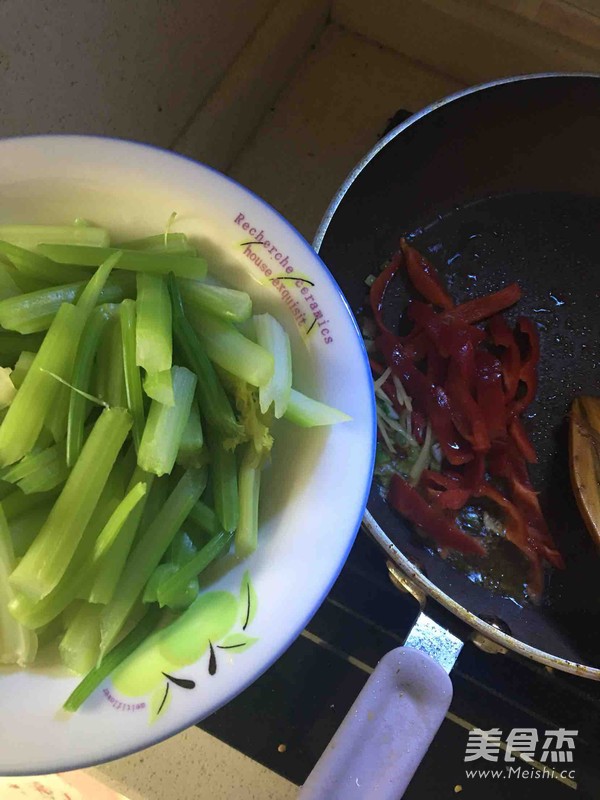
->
[38,244,207,279]
[59,603,102,675]
[8,502,53,558]
[1,439,65,485]
[284,388,352,427]
[0,303,87,466]
[2,487,57,520]
[135,273,172,375]
[66,304,116,467]
[235,445,262,558]
[63,605,161,712]
[188,501,220,537]
[187,307,274,387]
[143,369,174,406]
[119,300,145,450]
[105,315,127,409]
[0,334,44,362]
[9,407,132,600]
[0,506,37,665]
[181,279,251,323]
[99,467,206,656]
[157,530,232,608]
[0,261,24,300]
[117,233,195,254]
[76,251,121,317]
[176,401,204,468]
[0,241,91,285]
[207,433,239,533]
[254,313,292,417]
[89,468,154,605]
[0,368,16,409]
[17,442,69,495]
[0,225,109,250]
[169,274,243,444]
[138,366,197,477]
[144,562,199,610]
[11,351,35,387]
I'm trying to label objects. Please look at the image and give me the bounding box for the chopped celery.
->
[9,468,124,628]
[117,233,195,254]
[76,251,121,317]
[119,300,145,450]
[143,369,174,406]
[66,304,116,467]
[254,314,292,418]
[8,502,53,558]
[0,506,37,665]
[0,225,109,250]
[0,280,123,335]
[11,351,35,388]
[135,273,172,375]
[0,241,91,285]
[235,444,262,558]
[176,401,204,468]
[284,388,351,427]
[63,605,161,713]
[38,244,207,280]
[89,469,154,605]
[180,279,251,323]
[138,366,197,476]
[99,467,206,656]
[59,603,102,675]
[9,407,132,600]
[223,373,273,464]
[2,487,57,520]
[0,333,44,362]
[187,307,274,388]
[206,432,239,533]
[85,481,146,573]
[0,368,16,410]
[157,530,232,608]
[169,275,243,444]
[1,439,66,485]
[144,562,199,610]
[169,531,198,566]
[0,261,23,300]
[105,315,127,409]
[188,501,220,537]
[17,443,69,495]
[0,303,87,466]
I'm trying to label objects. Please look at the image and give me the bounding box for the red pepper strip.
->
[389,473,485,556]
[369,249,404,335]
[463,452,485,492]
[403,284,522,361]
[409,301,485,358]
[445,360,491,453]
[488,315,520,401]
[378,337,472,465]
[509,417,537,464]
[411,409,427,445]
[476,483,544,602]
[401,239,454,310]
[474,351,507,441]
[426,341,448,387]
[510,316,540,416]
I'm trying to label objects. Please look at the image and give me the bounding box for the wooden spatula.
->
[570,396,600,549]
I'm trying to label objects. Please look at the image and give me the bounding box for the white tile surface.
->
[0,0,276,145]
[229,24,463,239]
[93,727,298,800]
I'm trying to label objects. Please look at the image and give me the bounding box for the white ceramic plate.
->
[0,136,375,775]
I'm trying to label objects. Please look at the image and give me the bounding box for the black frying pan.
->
[314,74,600,675]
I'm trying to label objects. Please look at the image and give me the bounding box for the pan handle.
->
[298,615,460,800]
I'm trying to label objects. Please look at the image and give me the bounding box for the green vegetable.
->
[0,224,109,250]
[0,506,37,665]
[66,305,116,467]
[254,314,292,418]
[59,603,102,675]
[9,407,132,600]
[11,351,35,388]
[138,366,197,477]
[157,530,232,608]
[76,251,121,317]
[99,467,207,656]
[188,501,220,537]
[63,605,161,712]
[176,401,204,468]
[235,444,262,558]
[0,368,16,410]
[118,233,195,255]
[143,369,174,406]
[135,273,172,375]
[0,303,87,466]
[8,502,53,558]
[38,244,207,279]
[144,562,199,610]
[187,307,273,387]
[0,240,91,285]
[119,300,145,451]
[206,432,238,533]
[283,388,351,427]
[0,333,44,362]
[104,315,127,409]
[180,279,251,322]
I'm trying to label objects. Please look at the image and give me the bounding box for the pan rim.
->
[314,71,600,680]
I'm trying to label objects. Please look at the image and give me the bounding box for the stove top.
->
[198,111,600,800]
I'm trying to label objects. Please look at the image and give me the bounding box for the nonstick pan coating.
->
[316,74,600,670]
